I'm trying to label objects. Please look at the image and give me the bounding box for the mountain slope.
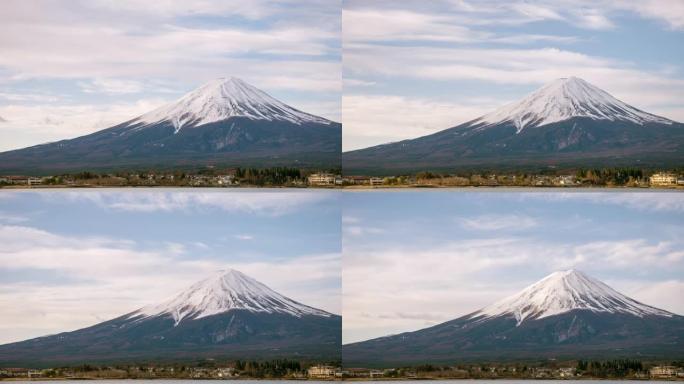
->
[343,77,684,175]
[342,270,684,366]
[0,78,341,174]
[0,269,341,366]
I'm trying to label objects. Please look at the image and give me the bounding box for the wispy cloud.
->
[458,214,538,231]
[0,99,168,149]
[58,190,335,216]
[521,192,684,213]
[0,211,29,224]
[343,94,500,150]
[78,78,145,94]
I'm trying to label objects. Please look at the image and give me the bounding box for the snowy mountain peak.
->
[470,76,673,133]
[471,269,672,325]
[129,268,331,325]
[128,77,330,132]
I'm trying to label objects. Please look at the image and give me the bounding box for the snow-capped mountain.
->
[343,270,684,365]
[129,77,330,133]
[0,269,341,366]
[130,268,330,325]
[0,77,341,173]
[471,77,673,133]
[343,76,684,174]
[472,269,671,325]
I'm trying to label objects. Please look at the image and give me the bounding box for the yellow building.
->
[650,366,678,378]
[308,173,336,186]
[307,365,336,378]
[649,172,677,186]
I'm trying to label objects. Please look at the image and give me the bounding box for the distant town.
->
[2,168,681,188]
[341,169,684,188]
[0,167,340,188]
[0,360,339,380]
[2,360,684,380]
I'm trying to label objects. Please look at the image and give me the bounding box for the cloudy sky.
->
[0,190,341,344]
[343,0,684,151]
[342,191,684,344]
[0,0,340,151]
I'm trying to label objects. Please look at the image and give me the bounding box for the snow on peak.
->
[128,77,330,133]
[130,268,331,325]
[470,76,673,133]
[471,269,672,325]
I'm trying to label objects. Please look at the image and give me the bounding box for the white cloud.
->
[234,234,255,240]
[343,78,376,87]
[342,215,360,224]
[523,192,684,213]
[343,94,500,150]
[343,8,489,44]
[612,0,684,30]
[0,99,171,151]
[0,212,29,224]
[573,8,615,29]
[509,3,564,21]
[59,190,335,216]
[629,280,684,315]
[459,214,538,231]
[0,2,339,81]
[344,225,385,237]
[0,92,59,103]
[79,78,145,94]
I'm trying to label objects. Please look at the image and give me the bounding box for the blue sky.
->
[0,189,341,344]
[0,0,340,151]
[342,191,684,344]
[343,0,684,150]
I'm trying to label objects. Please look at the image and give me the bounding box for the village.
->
[2,362,683,381]
[337,171,684,188]
[0,168,340,188]
[1,170,683,189]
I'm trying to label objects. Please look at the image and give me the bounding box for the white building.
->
[650,172,677,186]
[308,173,336,186]
[28,177,43,186]
[215,368,235,378]
[217,175,235,186]
[369,177,384,186]
[650,366,679,378]
[369,369,384,378]
[307,365,336,378]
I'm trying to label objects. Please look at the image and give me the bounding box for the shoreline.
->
[2,379,684,381]
[0,185,682,190]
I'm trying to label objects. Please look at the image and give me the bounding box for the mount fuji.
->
[0,269,341,366]
[343,270,684,366]
[0,77,341,174]
[343,77,684,174]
